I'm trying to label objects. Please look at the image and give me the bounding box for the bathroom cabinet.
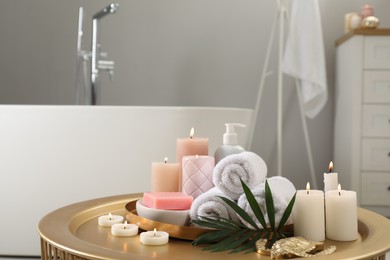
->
[334,29,390,217]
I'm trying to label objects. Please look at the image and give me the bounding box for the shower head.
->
[93,3,119,20]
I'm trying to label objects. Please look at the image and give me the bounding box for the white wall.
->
[0,0,389,190]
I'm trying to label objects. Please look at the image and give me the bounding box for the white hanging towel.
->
[282,0,327,119]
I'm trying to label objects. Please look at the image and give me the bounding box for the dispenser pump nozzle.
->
[223,123,246,145]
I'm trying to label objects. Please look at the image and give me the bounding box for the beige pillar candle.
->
[151,157,180,192]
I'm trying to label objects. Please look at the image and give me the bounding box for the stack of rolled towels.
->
[189,151,296,229]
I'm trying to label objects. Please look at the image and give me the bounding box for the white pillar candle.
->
[293,182,325,241]
[140,229,169,245]
[325,184,358,241]
[111,221,139,237]
[98,213,124,227]
[324,161,338,192]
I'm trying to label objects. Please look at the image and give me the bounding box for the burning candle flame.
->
[190,127,194,139]
[153,228,157,237]
[108,212,112,220]
[338,183,341,196]
[124,221,128,229]
[329,161,334,173]
[306,182,310,194]
[164,157,168,163]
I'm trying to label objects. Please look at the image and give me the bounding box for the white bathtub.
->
[0,105,252,256]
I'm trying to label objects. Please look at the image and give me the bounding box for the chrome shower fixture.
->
[93,3,119,19]
[75,3,119,105]
[91,3,119,105]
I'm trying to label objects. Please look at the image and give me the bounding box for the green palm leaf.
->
[192,229,232,245]
[206,229,252,252]
[218,196,260,231]
[264,179,275,230]
[277,192,296,231]
[192,216,241,230]
[192,178,296,253]
[240,178,267,229]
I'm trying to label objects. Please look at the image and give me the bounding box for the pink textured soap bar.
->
[143,192,193,210]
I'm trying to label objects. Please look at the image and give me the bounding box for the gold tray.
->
[38,193,390,260]
[125,200,210,240]
[125,200,294,241]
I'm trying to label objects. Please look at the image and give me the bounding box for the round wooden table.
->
[38,193,390,260]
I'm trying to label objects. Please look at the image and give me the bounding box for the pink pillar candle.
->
[151,157,180,192]
[176,128,208,163]
[176,128,208,192]
[182,155,215,199]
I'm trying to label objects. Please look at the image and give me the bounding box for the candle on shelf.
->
[111,221,139,237]
[182,155,215,199]
[325,184,358,241]
[293,182,325,241]
[140,228,169,245]
[98,213,124,227]
[151,157,180,192]
[324,161,338,192]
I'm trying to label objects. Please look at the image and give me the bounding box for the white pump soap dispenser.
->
[214,123,246,164]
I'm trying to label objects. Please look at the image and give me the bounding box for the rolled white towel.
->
[190,187,239,223]
[212,151,267,200]
[237,176,296,229]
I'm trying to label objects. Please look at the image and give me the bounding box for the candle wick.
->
[338,191,341,196]
[306,190,309,195]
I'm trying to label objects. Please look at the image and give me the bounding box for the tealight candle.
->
[98,213,124,227]
[111,221,139,237]
[293,182,325,241]
[323,161,338,192]
[140,228,169,245]
[325,184,358,241]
